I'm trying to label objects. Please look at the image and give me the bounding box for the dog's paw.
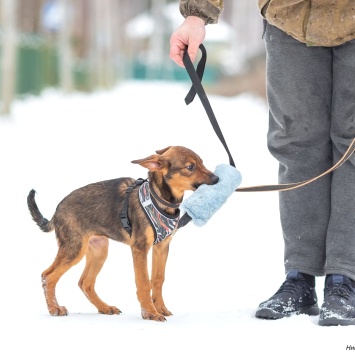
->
[49,306,68,316]
[141,308,167,322]
[98,306,122,315]
[155,305,173,317]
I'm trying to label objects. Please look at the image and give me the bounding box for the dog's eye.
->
[186,164,195,171]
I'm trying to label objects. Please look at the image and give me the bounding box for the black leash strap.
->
[177,213,192,229]
[183,44,236,167]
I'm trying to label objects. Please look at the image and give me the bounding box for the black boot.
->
[255,269,319,319]
[319,274,355,326]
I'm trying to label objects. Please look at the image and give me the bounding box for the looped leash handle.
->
[184,44,207,105]
[183,44,236,168]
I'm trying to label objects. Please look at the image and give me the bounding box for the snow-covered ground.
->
[1,81,353,355]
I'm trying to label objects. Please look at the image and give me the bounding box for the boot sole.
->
[319,317,355,326]
[255,304,320,320]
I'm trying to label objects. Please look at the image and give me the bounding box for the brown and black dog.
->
[27,146,218,321]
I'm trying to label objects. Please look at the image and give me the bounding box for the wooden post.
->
[58,0,74,92]
[1,0,17,115]
[147,0,166,79]
[89,0,116,89]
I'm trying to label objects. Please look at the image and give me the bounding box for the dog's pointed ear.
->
[131,154,168,172]
[155,146,171,155]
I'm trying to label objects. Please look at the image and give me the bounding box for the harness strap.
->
[120,178,146,234]
[183,44,355,193]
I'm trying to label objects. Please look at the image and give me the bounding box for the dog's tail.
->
[27,189,53,233]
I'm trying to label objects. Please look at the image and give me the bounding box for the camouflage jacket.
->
[179,0,355,46]
[179,0,223,24]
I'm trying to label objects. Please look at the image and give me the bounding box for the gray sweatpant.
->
[264,23,355,281]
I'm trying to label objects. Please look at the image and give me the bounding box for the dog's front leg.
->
[151,237,173,317]
[131,245,166,322]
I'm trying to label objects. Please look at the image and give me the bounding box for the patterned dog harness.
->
[139,181,180,244]
[120,179,183,244]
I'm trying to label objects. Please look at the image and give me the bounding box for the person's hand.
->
[169,16,206,67]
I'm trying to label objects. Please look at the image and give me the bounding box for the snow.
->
[1,81,353,355]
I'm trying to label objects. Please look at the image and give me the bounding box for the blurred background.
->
[0,0,266,115]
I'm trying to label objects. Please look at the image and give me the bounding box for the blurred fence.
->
[0,0,264,114]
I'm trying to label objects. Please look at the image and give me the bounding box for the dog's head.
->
[131,146,218,197]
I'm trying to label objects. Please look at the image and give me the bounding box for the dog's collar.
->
[139,182,180,245]
[148,181,181,209]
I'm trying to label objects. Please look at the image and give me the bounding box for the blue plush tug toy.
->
[180,164,242,227]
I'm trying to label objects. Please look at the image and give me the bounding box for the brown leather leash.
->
[183,44,355,193]
[235,138,355,192]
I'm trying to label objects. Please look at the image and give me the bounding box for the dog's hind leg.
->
[78,236,121,315]
[42,237,89,316]
[151,237,173,317]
